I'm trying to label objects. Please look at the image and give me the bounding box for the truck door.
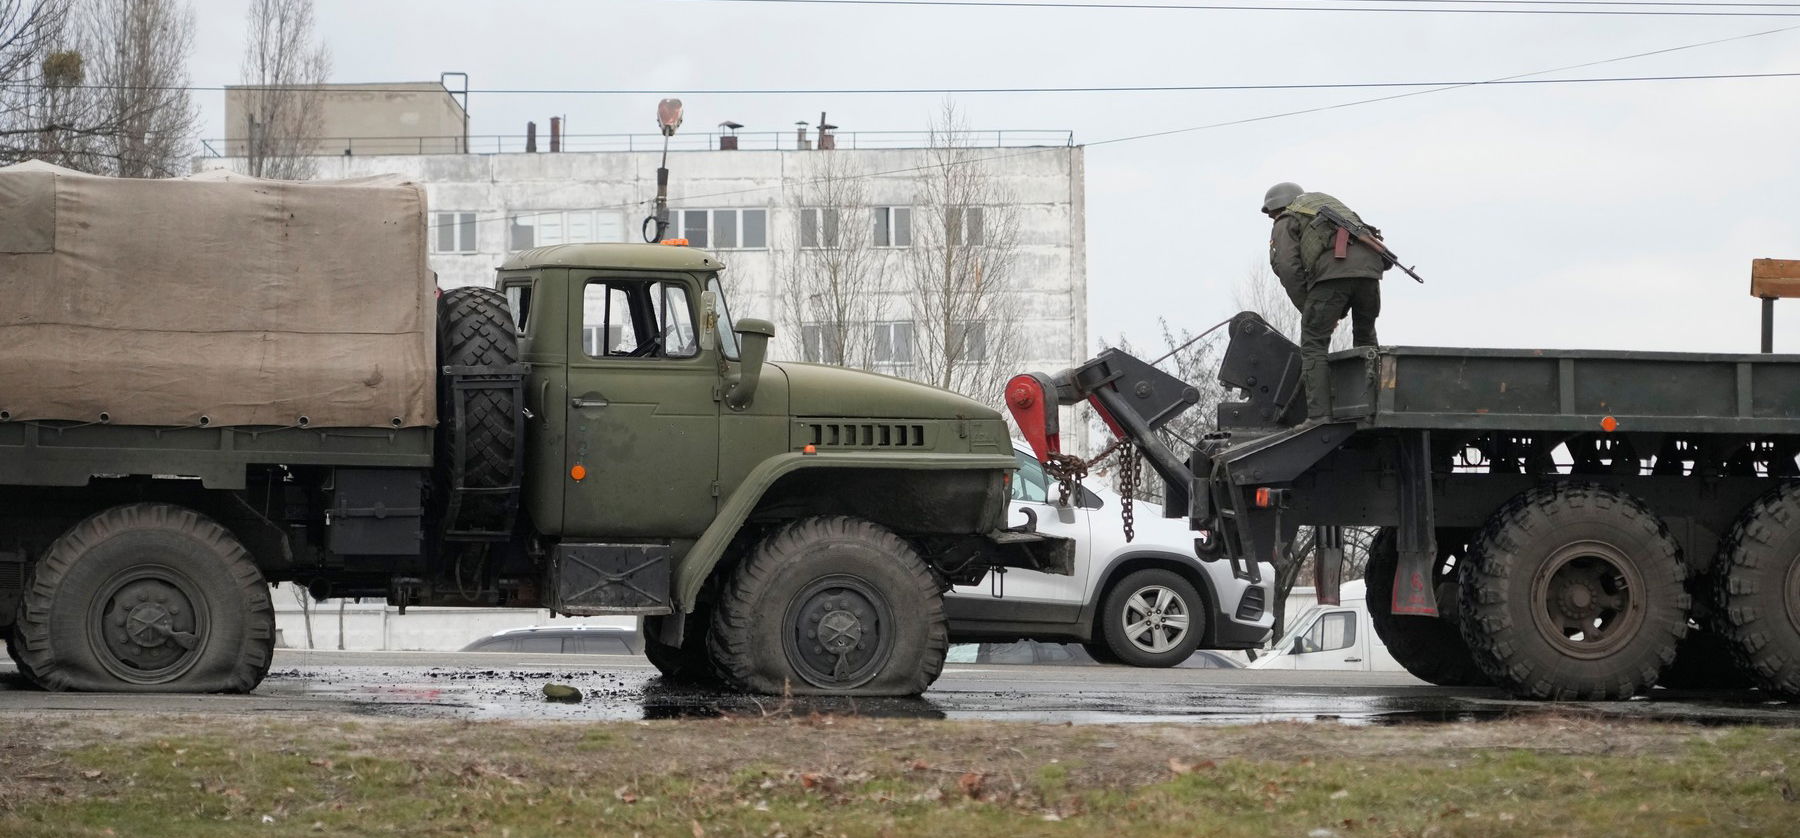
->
[1286,608,1365,671]
[562,273,720,538]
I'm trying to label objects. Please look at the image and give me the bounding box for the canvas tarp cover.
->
[0,161,436,428]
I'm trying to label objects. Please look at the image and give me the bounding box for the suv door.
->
[950,450,1091,604]
[562,273,719,537]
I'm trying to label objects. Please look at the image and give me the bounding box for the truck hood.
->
[771,361,1000,420]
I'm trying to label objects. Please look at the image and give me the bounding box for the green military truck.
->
[0,162,1068,696]
[1009,309,1800,700]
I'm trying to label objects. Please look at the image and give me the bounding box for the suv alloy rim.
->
[1121,584,1190,653]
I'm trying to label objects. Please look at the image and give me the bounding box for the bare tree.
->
[238,0,328,180]
[779,151,893,370]
[0,0,74,163]
[1234,262,1349,348]
[78,0,198,177]
[905,101,1023,401]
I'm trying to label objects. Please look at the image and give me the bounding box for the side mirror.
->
[699,290,719,352]
[1292,636,1307,655]
[726,317,776,410]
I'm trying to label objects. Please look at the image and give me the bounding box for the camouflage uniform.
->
[1268,191,1388,419]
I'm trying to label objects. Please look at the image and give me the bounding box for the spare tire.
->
[435,287,521,531]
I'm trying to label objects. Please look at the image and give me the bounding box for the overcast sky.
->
[185,0,1800,356]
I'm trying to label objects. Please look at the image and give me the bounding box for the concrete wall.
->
[197,144,1087,412]
[223,82,467,157]
[270,583,633,651]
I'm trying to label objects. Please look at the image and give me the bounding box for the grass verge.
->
[0,712,1794,837]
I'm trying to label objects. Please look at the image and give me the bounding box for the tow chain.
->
[1118,444,1142,543]
[1043,438,1142,543]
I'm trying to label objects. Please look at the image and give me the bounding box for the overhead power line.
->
[8,70,1799,97]
[399,23,1797,232]
[696,0,1800,17]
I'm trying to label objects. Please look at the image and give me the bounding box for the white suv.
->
[945,447,1276,667]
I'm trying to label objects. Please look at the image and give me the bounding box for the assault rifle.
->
[1316,204,1424,284]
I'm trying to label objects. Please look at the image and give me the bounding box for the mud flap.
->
[1313,525,1344,606]
[1392,430,1440,616]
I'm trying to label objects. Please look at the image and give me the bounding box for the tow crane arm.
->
[1004,313,1342,590]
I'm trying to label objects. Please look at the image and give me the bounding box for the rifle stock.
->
[1316,204,1425,284]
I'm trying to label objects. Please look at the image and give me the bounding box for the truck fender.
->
[672,451,1018,611]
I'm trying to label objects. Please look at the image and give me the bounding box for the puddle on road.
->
[257,666,1800,727]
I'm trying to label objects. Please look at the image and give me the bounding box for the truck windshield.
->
[709,275,739,360]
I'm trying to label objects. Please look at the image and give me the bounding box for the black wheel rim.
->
[781,574,895,690]
[86,564,209,685]
[1529,540,1645,660]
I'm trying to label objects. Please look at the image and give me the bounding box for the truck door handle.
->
[571,397,608,409]
[1344,657,1362,663]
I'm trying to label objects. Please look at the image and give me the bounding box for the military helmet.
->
[1262,182,1303,213]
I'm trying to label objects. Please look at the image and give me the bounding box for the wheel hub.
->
[1531,543,1644,660]
[89,569,205,684]
[785,579,894,690]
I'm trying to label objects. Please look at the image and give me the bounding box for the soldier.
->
[1263,182,1391,420]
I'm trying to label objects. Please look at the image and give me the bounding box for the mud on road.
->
[3,650,1797,727]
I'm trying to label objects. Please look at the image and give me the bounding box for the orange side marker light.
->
[570,464,587,481]
[802,444,818,455]
[1600,416,1618,433]
[1254,487,1273,508]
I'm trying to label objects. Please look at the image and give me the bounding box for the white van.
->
[1248,580,1404,672]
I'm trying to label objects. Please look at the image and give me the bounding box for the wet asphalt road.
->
[4,650,1799,726]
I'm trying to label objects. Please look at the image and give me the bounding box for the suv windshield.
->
[708,275,739,360]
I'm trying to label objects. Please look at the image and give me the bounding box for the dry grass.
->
[0,710,1793,837]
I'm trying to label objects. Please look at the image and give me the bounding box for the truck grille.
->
[802,421,929,449]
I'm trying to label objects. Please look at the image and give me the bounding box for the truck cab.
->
[1248,581,1402,673]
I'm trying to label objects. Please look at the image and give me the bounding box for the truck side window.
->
[581,279,699,360]
[1301,611,1356,653]
[503,283,532,334]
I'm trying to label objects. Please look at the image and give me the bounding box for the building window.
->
[952,321,987,363]
[509,209,627,251]
[669,209,767,249]
[433,211,477,253]
[947,206,985,247]
[872,321,914,368]
[873,206,911,248]
[800,323,845,364]
[800,207,841,249]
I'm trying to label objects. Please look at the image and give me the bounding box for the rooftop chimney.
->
[526,121,538,153]
[550,116,561,152]
[719,120,742,151]
[795,121,811,151]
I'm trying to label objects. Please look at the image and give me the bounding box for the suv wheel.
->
[1098,568,1205,667]
[708,517,947,696]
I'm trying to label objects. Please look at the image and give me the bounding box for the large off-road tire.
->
[12,504,275,693]
[1365,529,1490,687]
[1097,568,1205,668]
[1458,484,1689,700]
[643,610,720,686]
[4,626,40,686]
[1711,483,1800,696]
[708,517,948,696]
[435,287,521,529]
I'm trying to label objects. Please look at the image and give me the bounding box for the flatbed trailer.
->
[1008,311,1800,699]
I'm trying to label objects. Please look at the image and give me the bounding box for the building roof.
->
[498,242,726,272]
